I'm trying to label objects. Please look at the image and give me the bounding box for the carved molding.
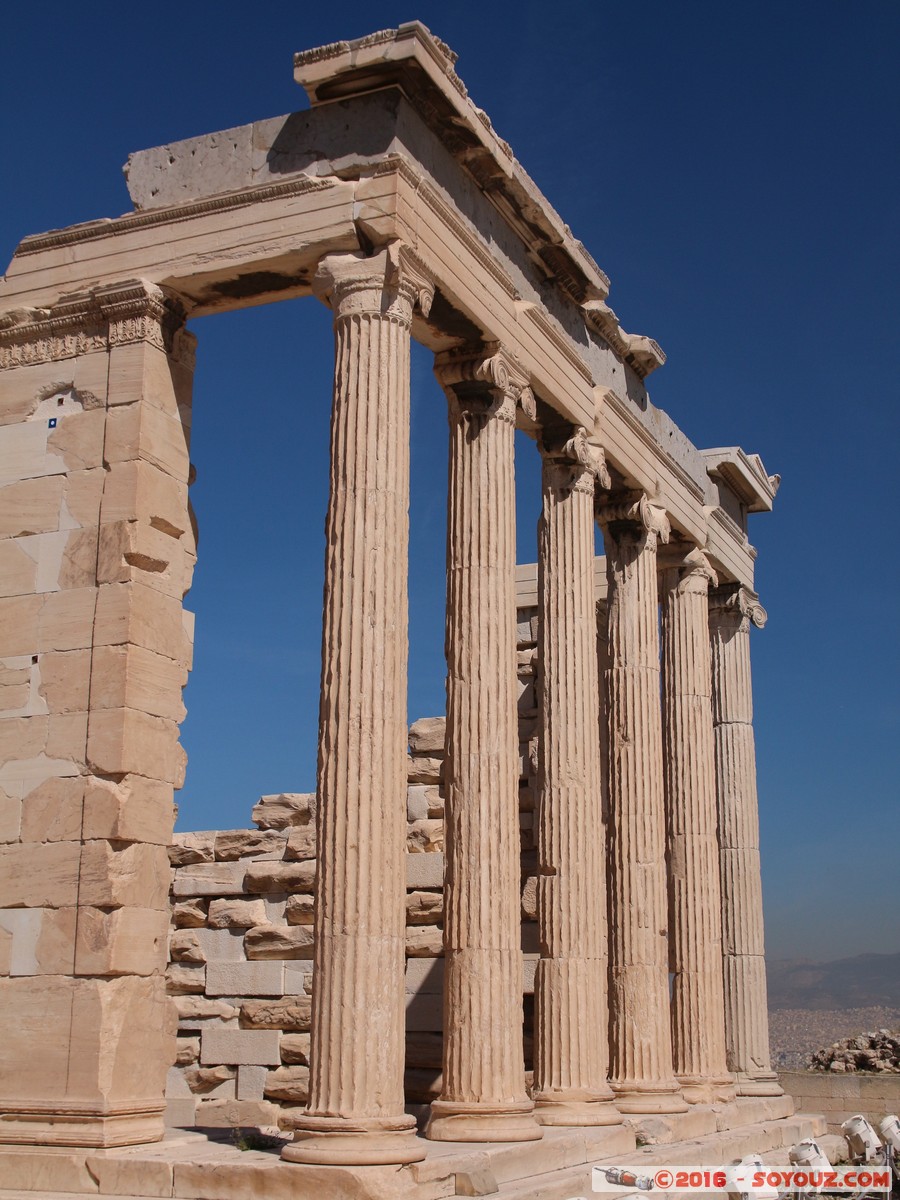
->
[17,175,334,256]
[709,582,767,629]
[0,279,192,371]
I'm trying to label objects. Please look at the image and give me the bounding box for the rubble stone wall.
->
[164,607,543,1130]
[779,1071,900,1134]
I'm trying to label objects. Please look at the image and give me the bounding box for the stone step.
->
[455,1114,827,1200]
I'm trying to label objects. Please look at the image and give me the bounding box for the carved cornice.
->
[709,582,767,629]
[435,342,534,425]
[520,303,593,384]
[0,279,190,371]
[313,242,434,323]
[596,490,671,545]
[16,175,334,256]
[583,299,666,380]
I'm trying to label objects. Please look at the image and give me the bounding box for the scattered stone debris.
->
[809,1029,900,1072]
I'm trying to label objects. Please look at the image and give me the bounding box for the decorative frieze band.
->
[0,279,193,370]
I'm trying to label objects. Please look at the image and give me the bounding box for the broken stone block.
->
[239,996,311,1031]
[37,649,91,714]
[175,1036,200,1065]
[100,459,189,536]
[283,826,316,861]
[264,1065,309,1103]
[19,776,85,843]
[0,906,76,975]
[0,841,81,908]
[169,930,205,964]
[406,925,444,957]
[284,894,315,926]
[279,1033,311,1065]
[0,476,65,538]
[243,861,315,894]
[81,773,175,845]
[78,841,170,910]
[89,643,188,723]
[173,996,238,1023]
[166,963,206,995]
[407,818,444,853]
[93,581,192,665]
[213,829,286,860]
[184,1065,236,1094]
[75,906,169,975]
[168,832,215,866]
[408,716,445,754]
[407,754,442,784]
[172,899,208,928]
[521,874,538,920]
[236,1064,269,1101]
[171,860,247,897]
[251,792,317,830]
[206,898,268,929]
[406,890,443,925]
[86,707,184,787]
[244,925,314,960]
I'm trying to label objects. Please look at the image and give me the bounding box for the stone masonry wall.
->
[779,1071,900,1135]
[164,607,542,1130]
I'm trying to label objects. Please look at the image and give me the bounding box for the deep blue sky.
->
[3,2,898,961]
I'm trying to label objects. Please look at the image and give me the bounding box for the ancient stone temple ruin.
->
[0,22,823,1200]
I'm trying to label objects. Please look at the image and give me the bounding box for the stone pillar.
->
[284,246,432,1167]
[660,546,734,1104]
[425,346,541,1144]
[709,584,782,1097]
[597,493,687,1115]
[0,282,195,1153]
[532,428,620,1126]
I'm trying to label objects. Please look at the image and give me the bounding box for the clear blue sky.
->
[3,2,898,961]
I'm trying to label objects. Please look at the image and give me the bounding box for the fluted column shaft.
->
[426,347,541,1144]
[599,495,687,1115]
[533,431,620,1126]
[709,584,782,1097]
[285,247,431,1167]
[660,549,734,1104]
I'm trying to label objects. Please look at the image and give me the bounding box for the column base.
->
[734,1072,783,1098]
[425,1098,543,1143]
[612,1080,689,1114]
[676,1074,737,1105]
[282,1113,424,1165]
[533,1091,623,1127]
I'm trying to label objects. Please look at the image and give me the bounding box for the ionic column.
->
[709,584,782,1097]
[660,546,734,1104]
[425,346,541,1144]
[532,429,621,1126]
[597,494,687,1114]
[284,246,432,1167]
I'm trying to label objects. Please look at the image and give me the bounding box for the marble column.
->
[597,493,687,1115]
[709,584,782,1098]
[426,346,542,1144]
[660,546,734,1104]
[284,246,432,1166]
[532,428,621,1126]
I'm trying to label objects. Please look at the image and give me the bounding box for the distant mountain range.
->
[767,952,900,1011]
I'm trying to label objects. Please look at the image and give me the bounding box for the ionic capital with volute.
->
[539,425,611,496]
[435,342,535,426]
[659,543,719,597]
[313,242,434,326]
[709,582,767,630]
[596,490,671,549]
